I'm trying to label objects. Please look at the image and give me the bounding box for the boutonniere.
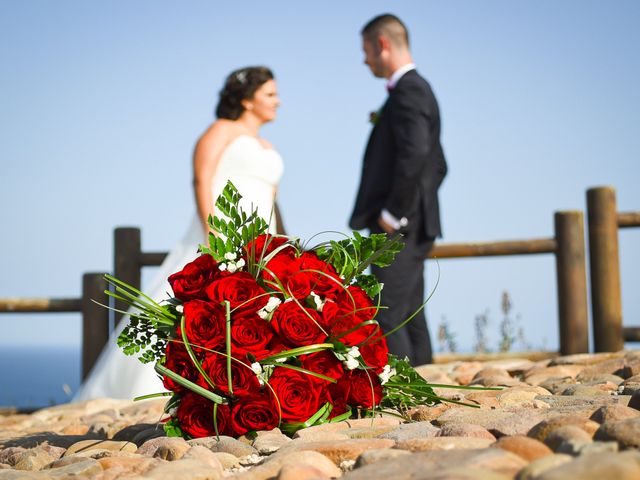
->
[369,107,383,125]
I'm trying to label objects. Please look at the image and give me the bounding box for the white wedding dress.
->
[74,135,284,401]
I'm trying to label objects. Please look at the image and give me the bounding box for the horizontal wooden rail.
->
[0,298,81,313]
[623,327,640,343]
[428,238,556,259]
[140,252,168,266]
[136,238,561,265]
[618,211,640,228]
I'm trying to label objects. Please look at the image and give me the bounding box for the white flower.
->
[175,305,184,314]
[224,252,237,261]
[251,362,265,386]
[236,258,246,268]
[379,364,396,385]
[347,346,361,358]
[227,263,238,273]
[218,263,227,271]
[343,346,361,370]
[345,356,360,370]
[251,362,262,375]
[310,291,326,312]
[265,296,282,311]
[257,296,282,320]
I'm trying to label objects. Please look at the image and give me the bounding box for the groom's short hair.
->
[361,14,409,49]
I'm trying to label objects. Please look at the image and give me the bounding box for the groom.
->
[349,14,447,365]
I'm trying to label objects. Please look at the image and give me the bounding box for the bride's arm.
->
[193,123,229,236]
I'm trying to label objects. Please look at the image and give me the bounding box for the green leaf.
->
[280,402,333,435]
[315,232,404,283]
[274,363,337,384]
[260,343,334,363]
[205,181,269,264]
[163,417,185,438]
[155,363,228,405]
[354,274,384,298]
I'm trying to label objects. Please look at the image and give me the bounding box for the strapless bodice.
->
[212,135,284,229]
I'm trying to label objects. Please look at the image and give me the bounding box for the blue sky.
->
[1,1,639,354]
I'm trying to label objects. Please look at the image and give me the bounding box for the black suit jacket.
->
[349,69,447,239]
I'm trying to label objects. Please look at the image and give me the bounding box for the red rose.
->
[328,376,351,418]
[326,286,378,346]
[359,329,389,374]
[206,272,267,313]
[245,234,291,262]
[346,369,383,409]
[295,252,342,299]
[199,353,261,397]
[300,350,344,381]
[177,391,231,437]
[271,301,327,347]
[168,254,219,301]
[182,300,226,351]
[269,367,327,423]
[231,392,280,435]
[276,252,340,300]
[261,250,297,293]
[230,310,274,359]
[282,268,313,299]
[163,341,200,392]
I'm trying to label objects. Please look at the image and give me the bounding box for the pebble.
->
[437,423,496,440]
[395,436,494,452]
[527,450,640,480]
[353,447,411,467]
[234,450,341,480]
[515,454,573,480]
[590,404,640,423]
[377,420,440,441]
[593,417,640,449]
[527,415,599,442]
[543,425,592,452]
[65,439,137,456]
[188,435,258,457]
[492,435,553,462]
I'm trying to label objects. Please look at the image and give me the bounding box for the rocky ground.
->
[3,351,640,479]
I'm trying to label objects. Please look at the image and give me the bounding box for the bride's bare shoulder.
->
[200,120,234,139]
[196,120,235,149]
[257,137,274,149]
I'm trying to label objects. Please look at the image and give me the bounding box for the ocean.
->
[0,346,80,408]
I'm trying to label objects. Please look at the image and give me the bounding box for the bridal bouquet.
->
[107,182,448,439]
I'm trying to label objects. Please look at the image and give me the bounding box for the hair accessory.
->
[235,70,247,83]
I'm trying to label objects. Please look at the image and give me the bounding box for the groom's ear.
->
[377,35,391,53]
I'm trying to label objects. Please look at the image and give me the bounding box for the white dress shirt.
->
[386,63,416,90]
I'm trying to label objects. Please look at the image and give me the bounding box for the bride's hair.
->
[216,66,274,120]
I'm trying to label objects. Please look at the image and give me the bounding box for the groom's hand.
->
[377,216,396,235]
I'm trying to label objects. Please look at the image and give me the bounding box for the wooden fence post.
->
[114,227,141,326]
[82,272,110,380]
[554,211,589,355]
[587,186,623,352]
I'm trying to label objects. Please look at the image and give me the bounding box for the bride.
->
[74,66,284,401]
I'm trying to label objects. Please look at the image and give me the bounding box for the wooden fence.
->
[0,186,637,382]
[427,210,588,355]
[0,274,109,380]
